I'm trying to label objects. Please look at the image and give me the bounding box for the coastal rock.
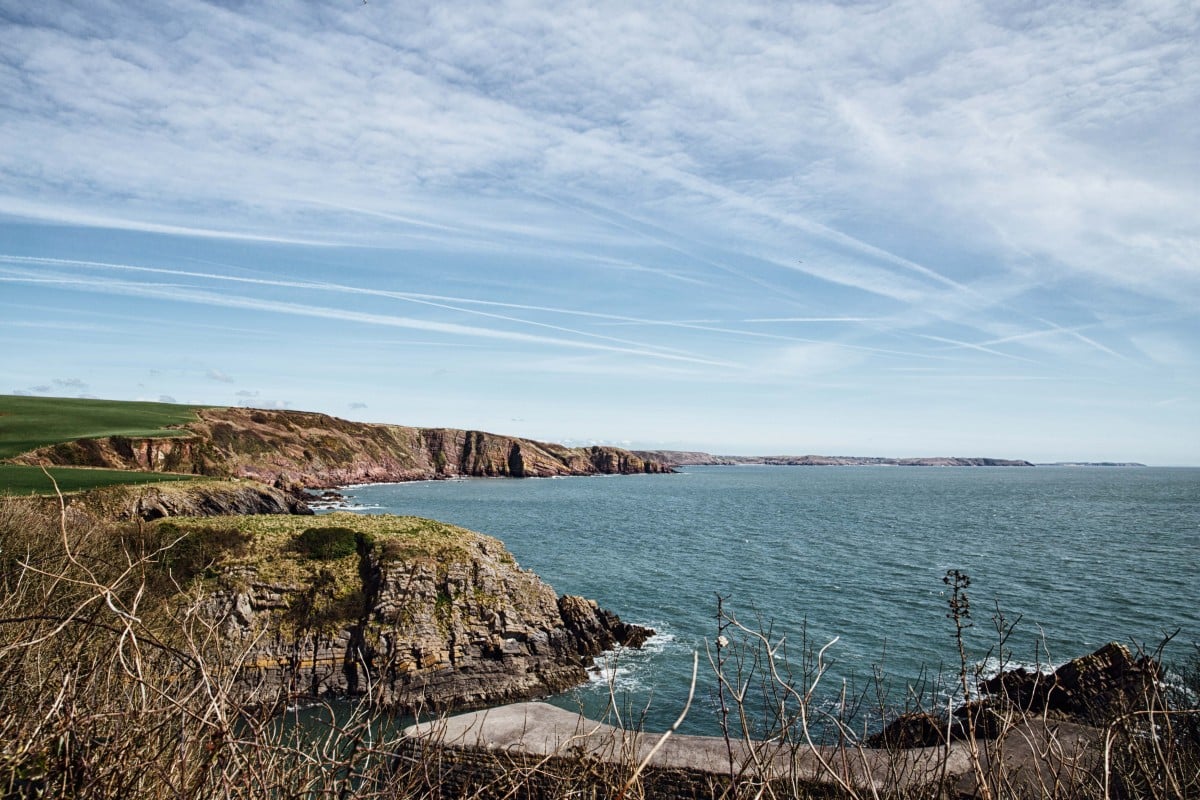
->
[865,711,949,748]
[71,480,312,520]
[186,514,653,713]
[980,642,1162,724]
[16,407,671,488]
[869,643,1163,748]
[558,594,653,654]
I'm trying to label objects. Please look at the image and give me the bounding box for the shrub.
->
[123,522,252,585]
[295,526,358,560]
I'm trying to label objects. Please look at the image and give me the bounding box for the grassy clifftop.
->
[160,511,488,590]
[0,395,204,459]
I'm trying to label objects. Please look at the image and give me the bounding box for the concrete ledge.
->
[402,701,980,797]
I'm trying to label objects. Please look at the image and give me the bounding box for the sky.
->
[0,1,1197,464]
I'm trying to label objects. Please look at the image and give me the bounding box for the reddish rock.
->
[15,406,673,488]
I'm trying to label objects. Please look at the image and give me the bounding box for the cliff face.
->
[15,407,671,487]
[73,480,313,521]
[175,514,651,712]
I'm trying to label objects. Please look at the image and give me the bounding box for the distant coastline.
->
[636,450,1036,467]
[1036,461,1147,467]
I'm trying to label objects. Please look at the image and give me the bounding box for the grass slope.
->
[161,512,486,590]
[0,464,197,495]
[0,395,206,459]
[0,395,210,494]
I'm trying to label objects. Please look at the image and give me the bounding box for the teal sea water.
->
[343,466,1200,735]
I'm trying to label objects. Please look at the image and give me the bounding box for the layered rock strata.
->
[184,514,652,712]
[73,480,313,520]
[16,407,670,487]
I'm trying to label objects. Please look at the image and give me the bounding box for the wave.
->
[313,501,385,512]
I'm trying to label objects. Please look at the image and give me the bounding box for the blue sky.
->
[1,1,1197,464]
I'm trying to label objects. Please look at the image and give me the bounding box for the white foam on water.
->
[975,656,1059,683]
[584,630,679,694]
[313,501,385,512]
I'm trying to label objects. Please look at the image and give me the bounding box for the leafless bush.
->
[0,490,421,799]
[702,574,1199,800]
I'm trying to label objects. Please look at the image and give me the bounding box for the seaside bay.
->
[343,466,1200,735]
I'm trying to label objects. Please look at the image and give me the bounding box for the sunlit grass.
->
[0,394,205,459]
[0,464,196,495]
[163,512,485,588]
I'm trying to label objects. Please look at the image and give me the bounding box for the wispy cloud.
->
[4,1,1193,304]
[912,333,1042,364]
[0,268,735,368]
[1,0,1196,461]
[0,254,702,357]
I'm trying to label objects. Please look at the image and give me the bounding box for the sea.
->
[335,465,1199,736]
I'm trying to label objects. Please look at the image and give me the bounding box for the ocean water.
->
[342,466,1200,735]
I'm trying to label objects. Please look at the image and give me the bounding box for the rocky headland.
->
[152,512,651,712]
[14,406,671,488]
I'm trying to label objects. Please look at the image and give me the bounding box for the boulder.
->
[870,643,1164,748]
[981,642,1162,724]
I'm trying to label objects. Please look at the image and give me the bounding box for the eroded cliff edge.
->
[15,407,669,487]
[74,479,314,520]
[153,513,651,712]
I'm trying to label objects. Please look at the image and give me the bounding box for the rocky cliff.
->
[72,479,313,521]
[15,407,671,488]
[167,513,651,712]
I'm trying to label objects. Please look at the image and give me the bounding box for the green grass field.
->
[0,395,211,494]
[0,395,206,459]
[0,464,197,495]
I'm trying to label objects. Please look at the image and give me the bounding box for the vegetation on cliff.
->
[1,495,649,717]
[0,463,197,495]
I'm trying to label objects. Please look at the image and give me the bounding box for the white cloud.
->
[1,0,1196,461]
[3,0,1192,314]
